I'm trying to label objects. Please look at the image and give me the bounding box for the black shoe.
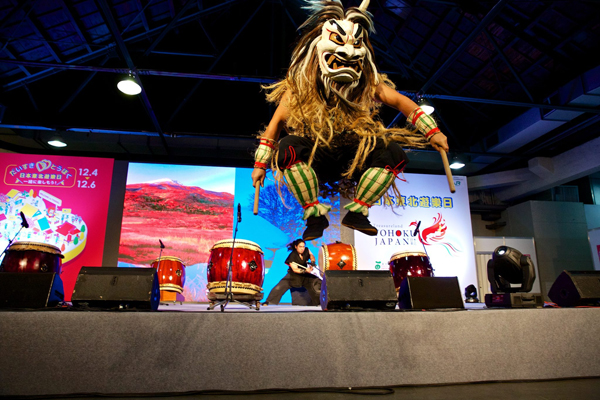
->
[341,212,378,236]
[302,215,329,241]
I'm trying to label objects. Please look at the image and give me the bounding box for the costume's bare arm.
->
[374,84,449,153]
[251,92,290,188]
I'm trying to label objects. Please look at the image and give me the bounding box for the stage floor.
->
[159,301,488,312]
[1,304,598,397]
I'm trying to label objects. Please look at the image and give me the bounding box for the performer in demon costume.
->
[252,0,449,241]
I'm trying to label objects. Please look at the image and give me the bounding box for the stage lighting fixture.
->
[485,246,543,308]
[464,284,479,303]
[417,96,435,115]
[117,73,142,95]
[48,135,67,147]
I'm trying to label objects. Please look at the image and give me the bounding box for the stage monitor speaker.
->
[71,267,160,310]
[320,270,397,310]
[548,270,600,307]
[0,272,64,308]
[399,277,464,310]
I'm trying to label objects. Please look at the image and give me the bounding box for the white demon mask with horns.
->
[298,0,380,92]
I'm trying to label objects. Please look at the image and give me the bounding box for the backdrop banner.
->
[354,174,477,295]
[1,154,114,301]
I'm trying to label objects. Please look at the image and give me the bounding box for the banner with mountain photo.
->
[117,163,235,302]
[353,174,477,295]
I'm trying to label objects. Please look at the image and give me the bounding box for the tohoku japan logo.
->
[409,213,461,255]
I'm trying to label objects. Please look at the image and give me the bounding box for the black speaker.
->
[71,267,160,310]
[399,277,464,309]
[0,272,64,308]
[320,270,397,310]
[548,270,600,307]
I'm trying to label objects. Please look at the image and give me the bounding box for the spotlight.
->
[417,96,435,115]
[485,246,542,308]
[117,73,142,95]
[48,135,67,147]
[464,284,479,303]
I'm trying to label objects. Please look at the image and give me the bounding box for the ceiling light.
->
[449,156,465,169]
[48,136,67,147]
[417,97,435,115]
[117,73,142,95]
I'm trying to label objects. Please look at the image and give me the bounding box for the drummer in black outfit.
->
[263,239,321,306]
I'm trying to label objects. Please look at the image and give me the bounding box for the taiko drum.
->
[318,242,357,271]
[388,251,434,290]
[0,241,63,274]
[206,239,264,295]
[151,256,186,294]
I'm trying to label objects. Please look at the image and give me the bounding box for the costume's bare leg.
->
[342,167,396,236]
[283,162,331,240]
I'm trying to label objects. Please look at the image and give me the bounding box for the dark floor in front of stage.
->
[54,377,600,400]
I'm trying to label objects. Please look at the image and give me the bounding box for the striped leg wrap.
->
[283,162,331,220]
[407,106,440,141]
[344,168,395,216]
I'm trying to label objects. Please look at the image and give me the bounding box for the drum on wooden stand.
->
[388,251,434,291]
[318,242,357,271]
[151,256,186,301]
[206,239,265,296]
[0,241,63,274]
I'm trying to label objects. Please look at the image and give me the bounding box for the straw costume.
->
[252,0,448,241]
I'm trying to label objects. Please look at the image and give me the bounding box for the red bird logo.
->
[409,213,460,255]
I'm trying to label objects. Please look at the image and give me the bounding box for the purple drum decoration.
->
[1,241,64,274]
[389,251,433,291]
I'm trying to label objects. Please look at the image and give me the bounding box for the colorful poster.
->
[354,174,477,295]
[118,163,236,302]
[0,154,114,301]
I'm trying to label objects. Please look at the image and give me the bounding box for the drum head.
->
[211,239,263,253]
[318,243,357,271]
[390,251,427,262]
[152,256,184,264]
[8,241,64,257]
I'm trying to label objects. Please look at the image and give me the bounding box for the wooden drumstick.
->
[439,149,456,193]
[253,184,260,215]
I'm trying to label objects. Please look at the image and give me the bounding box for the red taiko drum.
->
[206,239,264,295]
[318,242,357,271]
[389,251,434,290]
[151,256,186,293]
[0,241,63,274]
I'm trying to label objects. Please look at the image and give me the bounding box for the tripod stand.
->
[0,212,29,271]
[208,204,260,312]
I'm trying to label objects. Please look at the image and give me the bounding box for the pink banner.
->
[1,154,114,301]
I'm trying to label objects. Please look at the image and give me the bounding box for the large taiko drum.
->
[388,251,434,290]
[151,256,186,294]
[0,241,64,274]
[318,242,357,271]
[206,239,265,295]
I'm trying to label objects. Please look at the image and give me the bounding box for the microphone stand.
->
[208,204,259,312]
[0,217,28,271]
[413,221,434,275]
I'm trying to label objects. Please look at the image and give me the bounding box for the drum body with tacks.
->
[0,241,64,274]
[206,239,265,295]
[388,251,434,290]
[318,242,357,271]
[151,256,186,294]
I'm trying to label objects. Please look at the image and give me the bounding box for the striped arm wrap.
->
[254,138,276,169]
[344,168,395,216]
[407,107,440,141]
[283,162,331,220]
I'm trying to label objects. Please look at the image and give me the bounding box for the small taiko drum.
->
[0,241,64,274]
[151,256,186,294]
[388,251,434,290]
[318,242,357,271]
[206,239,265,295]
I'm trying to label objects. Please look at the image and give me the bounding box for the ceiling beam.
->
[143,0,197,57]
[96,0,169,153]
[419,0,510,93]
